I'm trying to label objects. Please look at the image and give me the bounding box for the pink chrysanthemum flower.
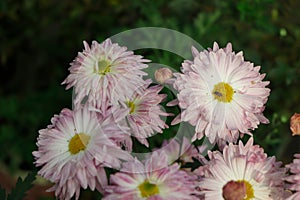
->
[195,138,288,200]
[173,42,270,144]
[111,80,170,147]
[285,154,300,199]
[154,137,200,165]
[33,106,132,200]
[62,39,149,112]
[103,152,198,200]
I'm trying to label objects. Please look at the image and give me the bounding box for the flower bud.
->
[154,68,173,84]
[290,113,300,136]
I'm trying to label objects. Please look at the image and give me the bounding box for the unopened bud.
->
[154,68,173,84]
[290,113,300,136]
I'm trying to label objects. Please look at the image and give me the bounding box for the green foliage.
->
[6,171,36,200]
[0,185,6,200]
[1,0,300,199]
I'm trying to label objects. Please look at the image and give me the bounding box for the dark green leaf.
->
[0,185,6,200]
[7,171,37,200]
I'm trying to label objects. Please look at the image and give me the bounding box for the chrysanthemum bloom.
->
[62,39,149,112]
[195,138,288,200]
[285,154,300,199]
[111,80,170,147]
[173,42,270,144]
[290,113,300,136]
[103,152,198,200]
[33,106,132,200]
[154,137,200,165]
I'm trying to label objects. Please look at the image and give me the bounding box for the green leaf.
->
[7,171,37,200]
[0,185,6,200]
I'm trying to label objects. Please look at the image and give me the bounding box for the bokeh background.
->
[1,0,300,199]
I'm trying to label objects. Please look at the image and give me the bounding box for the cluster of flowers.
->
[33,39,300,199]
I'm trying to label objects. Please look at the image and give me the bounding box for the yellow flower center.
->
[238,180,254,200]
[96,60,111,75]
[68,133,90,154]
[138,180,159,198]
[126,101,136,114]
[222,180,254,200]
[212,82,234,103]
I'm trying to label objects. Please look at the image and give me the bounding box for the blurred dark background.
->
[0,0,300,199]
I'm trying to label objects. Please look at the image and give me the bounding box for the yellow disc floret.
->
[138,180,160,198]
[96,60,111,75]
[212,82,234,103]
[68,133,90,154]
[126,101,136,114]
[237,180,254,200]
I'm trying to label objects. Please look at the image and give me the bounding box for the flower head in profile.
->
[285,154,300,200]
[154,137,200,166]
[33,106,131,200]
[111,80,170,147]
[173,42,270,145]
[62,39,149,112]
[103,152,198,200]
[195,138,288,200]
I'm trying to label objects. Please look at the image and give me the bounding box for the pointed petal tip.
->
[213,42,219,51]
